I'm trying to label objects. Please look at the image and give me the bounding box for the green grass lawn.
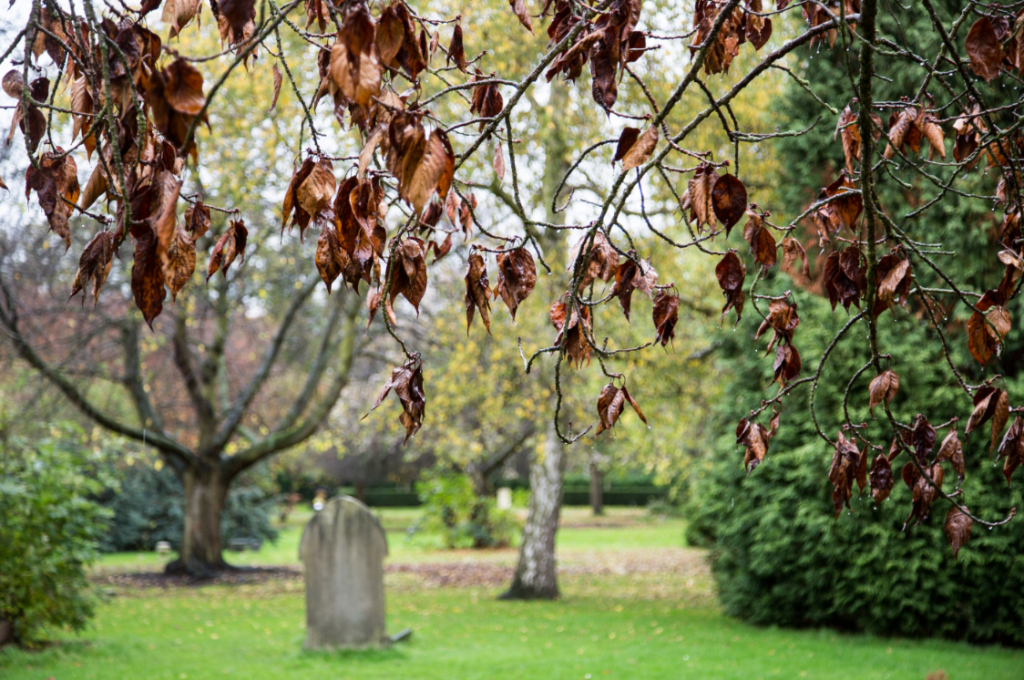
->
[3,585,1020,680]
[4,507,1021,680]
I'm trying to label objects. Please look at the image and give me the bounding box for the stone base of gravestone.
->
[300,496,389,650]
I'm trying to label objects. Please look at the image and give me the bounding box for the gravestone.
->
[299,496,389,649]
[496,487,513,510]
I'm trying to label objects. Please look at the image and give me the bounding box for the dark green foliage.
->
[689,290,1024,644]
[411,470,520,548]
[0,426,112,646]
[688,0,1024,644]
[97,464,278,553]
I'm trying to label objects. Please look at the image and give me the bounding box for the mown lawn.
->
[3,508,1021,680]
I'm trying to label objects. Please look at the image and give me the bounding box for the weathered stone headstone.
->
[299,496,388,649]
[496,487,513,510]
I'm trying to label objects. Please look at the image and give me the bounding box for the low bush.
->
[0,426,111,646]
[687,290,1024,646]
[96,463,278,552]
[411,470,520,548]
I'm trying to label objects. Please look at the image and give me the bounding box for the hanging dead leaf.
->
[822,247,864,311]
[716,251,746,321]
[25,149,80,252]
[612,256,658,321]
[780,236,810,279]
[934,427,965,483]
[130,223,166,329]
[685,163,719,232]
[269,63,283,112]
[568,231,619,289]
[873,251,912,317]
[509,0,534,32]
[183,201,211,240]
[206,219,248,281]
[162,0,202,39]
[387,237,428,314]
[550,298,593,368]
[163,225,196,304]
[595,383,647,434]
[447,23,467,72]
[365,358,425,442]
[944,506,972,560]
[494,247,537,320]
[742,206,777,270]
[652,291,679,346]
[868,369,899,415]
[966,17,1004,82]
[830,431,862,518]
[69,231,115,307]
[736,417,770,475]
[620,126,658,171]
[773,344,801,387]
[464,251,492,334]
[869,453,894,503]
[315,222,347,294]
[712,175,747,236]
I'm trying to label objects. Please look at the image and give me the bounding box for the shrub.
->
[0,427,112,646]
[97,463,278,553]
[687,290,1024,645]
[411,470,519,549]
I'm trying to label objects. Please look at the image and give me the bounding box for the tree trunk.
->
[590,462,604,516]
[501,420,564,600]
[165,465,229,575]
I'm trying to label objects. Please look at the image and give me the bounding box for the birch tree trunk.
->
[500,419,565,599]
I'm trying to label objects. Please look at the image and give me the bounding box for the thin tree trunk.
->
[501,419,564,600]
[590,462,604,516]
[165,464,229,575]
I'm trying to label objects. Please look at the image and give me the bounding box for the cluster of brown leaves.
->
[652,291,678,346]
[802,0,858,50]
[612,126,659,171]
[755,298,801,386]
[550,297,593,368]
[997,415,1024,486]
[736,410,779,474]
[690,0,774,76]
[966,257,1018,366]
[681,164,749,237]
[834,102,882,174]
[545,0,645,110]
[612,253,658,321]
[872,248,912,317]
[822,246,864,312]
[742,205,776,271]
[594,383,647,434]
[3,71,49,154]
[25,149,80,251]
[882,103,945,161]
[830,431,866,518]
[366,358,425,442]
[810,171,862,246]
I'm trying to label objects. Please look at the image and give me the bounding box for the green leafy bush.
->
[411,470,520,549]
[0,427,112,646]
[96,463,279,552]
[688,292,1024,645]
